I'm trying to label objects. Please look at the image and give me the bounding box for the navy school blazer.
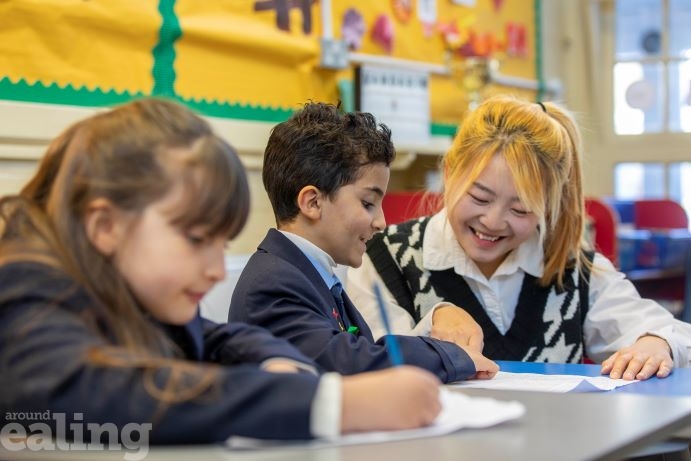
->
[0,262,322,443]
[229,229,476,383]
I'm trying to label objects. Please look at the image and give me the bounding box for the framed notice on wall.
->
[354,65,430,145]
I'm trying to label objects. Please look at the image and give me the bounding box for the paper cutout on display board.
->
[454,30,502,58]
[371,14,395,54]
[342,8,366,50]
[625,80,656,110]
[253,0,315,34]
[0,0,538,127]
[417,0,437,38]
[392,0,414,23]
[506,22,527,57]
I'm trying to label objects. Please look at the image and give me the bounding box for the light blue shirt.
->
[279,230,341,289]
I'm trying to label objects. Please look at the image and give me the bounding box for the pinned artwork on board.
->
[418,0,437,38]
[438,14,475,51]
[392,0,414,23]
[253,0,315,34]
[506,22,527,57]
[371,14,395,54]
[342,8,365,50]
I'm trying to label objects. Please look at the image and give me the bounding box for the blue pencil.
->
[372,282,404,366]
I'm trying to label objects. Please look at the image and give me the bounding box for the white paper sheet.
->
[226,388,525,450]
[450,371,639,393]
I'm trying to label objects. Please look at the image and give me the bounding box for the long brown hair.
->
[0,98,249,362]
[442,95,589,289]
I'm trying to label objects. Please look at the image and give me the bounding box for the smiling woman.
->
[347,94,691,382]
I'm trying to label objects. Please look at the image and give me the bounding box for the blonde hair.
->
[442,95,588,288]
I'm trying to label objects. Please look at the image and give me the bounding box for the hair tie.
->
[537,101,547,112]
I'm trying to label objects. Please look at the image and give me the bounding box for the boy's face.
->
[317,163,389,267]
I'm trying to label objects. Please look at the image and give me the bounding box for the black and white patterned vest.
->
[367,216,592,363]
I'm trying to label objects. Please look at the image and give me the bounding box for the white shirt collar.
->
[279,230,339,286]
[422,209,544,280]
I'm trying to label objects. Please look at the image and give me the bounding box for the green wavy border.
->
[0,0,540,130]
[183,98,293,123]
[0,77,464,131]
[152,0,181,97]
[0,77,141,107]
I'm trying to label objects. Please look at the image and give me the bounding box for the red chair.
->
[382,191,442,225]
[584,197,619,266]
[633,199,689,230]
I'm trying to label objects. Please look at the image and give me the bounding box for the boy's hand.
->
[341,366,441,433]
[600,335,673,380]
[431,305,484,353]
[462,349,500,380]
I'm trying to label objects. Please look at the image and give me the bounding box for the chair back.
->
[382,191,442,225]
[585,197,619,265]
[633,199,689,230]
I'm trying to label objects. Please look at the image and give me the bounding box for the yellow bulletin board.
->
[0,0,540,130]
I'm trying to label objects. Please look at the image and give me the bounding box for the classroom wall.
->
[4,2,680,255]
[0,0,539,254]
[544,1,691,197]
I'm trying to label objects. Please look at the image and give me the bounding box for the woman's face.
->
[448,154,540,279]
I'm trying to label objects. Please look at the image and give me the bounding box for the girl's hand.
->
[261,359,301,373]
[431,305,484,353]
[340,366,441,433]
[600,335,673,380]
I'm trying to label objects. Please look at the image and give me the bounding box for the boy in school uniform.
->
[229,102,498,383]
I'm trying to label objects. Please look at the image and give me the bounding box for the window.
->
[613,0,691,134]
[614,161,691,229]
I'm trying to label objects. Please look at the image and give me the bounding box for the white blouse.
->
[346,210,691,366]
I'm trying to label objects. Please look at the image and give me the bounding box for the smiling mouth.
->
[471,227,504,242]
[187,291,206,303]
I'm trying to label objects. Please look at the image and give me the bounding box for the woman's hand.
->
[600,335,673,380]
[431,304,484,353]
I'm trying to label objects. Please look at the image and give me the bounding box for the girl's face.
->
[111,186,227,325]
[448,153,539,279]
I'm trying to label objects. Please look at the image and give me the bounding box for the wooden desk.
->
[3,385,691,461]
